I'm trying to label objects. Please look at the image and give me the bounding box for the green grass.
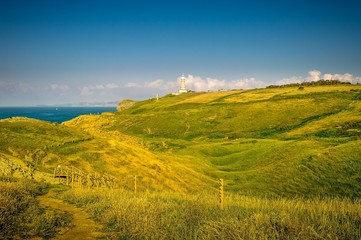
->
[109,85,360,197]
[168,138,361,197]
[0,118,91,157]
[1,85,360,197]
[1,85,361,239]
[60,187,361,240]
[104,86,359,141]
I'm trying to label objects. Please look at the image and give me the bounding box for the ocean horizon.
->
[0,106,116,123]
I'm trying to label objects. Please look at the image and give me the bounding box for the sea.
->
[0,107,116,123]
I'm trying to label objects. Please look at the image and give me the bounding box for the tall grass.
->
[61,188,361,239]
[0,179,72,239]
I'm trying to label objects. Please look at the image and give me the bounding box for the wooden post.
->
[57,165,61,182]
[79,176,83,189]
[71,173,74,189]
[110,178,114,189]
[87,174,91,189]
[134,175,137,194]
[100,177,103,188]
[219,178,224,210]
[66,168,69,185]
[93,174,96,188]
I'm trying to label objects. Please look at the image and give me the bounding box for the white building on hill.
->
[178,74,188,94]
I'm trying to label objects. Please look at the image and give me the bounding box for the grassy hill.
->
[1,85,360,197]
[0,117,210,192]
[109,85,360,140]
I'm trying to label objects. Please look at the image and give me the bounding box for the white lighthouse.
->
[178,74,188,93]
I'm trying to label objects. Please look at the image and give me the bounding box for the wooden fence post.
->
[87,174,91,189]
[57,165,61,182]
[66,168,69,186]
[71,172,74,189]
[219,178,224,210]
[79,176,83,189]
[93,173,97,188]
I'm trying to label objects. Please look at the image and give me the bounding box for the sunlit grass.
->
[1,85,360,198]
[0,85,360,239]
[0,179,72,239]
[61,187,361,239]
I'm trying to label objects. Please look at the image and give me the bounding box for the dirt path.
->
[37,190,102,240]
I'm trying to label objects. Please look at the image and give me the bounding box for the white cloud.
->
[105,83,119,89]
[80,83,120,96]
[229,78,267,89]
[125,82,141,88]
[185,75,225,91]
[305,70,321,82]
[0,81,30,93]
[80,86,93,96]
[185,75,266,91]
[275,76,304,85]
[354,77,361,84]
[313,71,359,83]
[145,79,177,90]
[124,75,266,93]
[49,84,70,96]
[276,70,361,85]
[125,79,177,92]
[50,84,69,91]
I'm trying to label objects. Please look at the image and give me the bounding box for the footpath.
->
[37,189,102,240]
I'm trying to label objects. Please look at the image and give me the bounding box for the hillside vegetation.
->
[60,187,361,239]
[1,85,360,197]
[0,117,209,193]
[1,85,361,239]
[63,85,361,197]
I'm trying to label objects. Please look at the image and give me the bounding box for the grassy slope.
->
[78,85,360,197]
[0,117,210,193]
[1,85,360,197]
[112,86,360,140]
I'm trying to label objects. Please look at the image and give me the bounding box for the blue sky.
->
[1,0,361,106]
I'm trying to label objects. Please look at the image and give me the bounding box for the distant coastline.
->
[35,101,118,107]
[0,106,116,123]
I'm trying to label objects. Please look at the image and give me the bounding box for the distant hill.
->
[116,99,136,112]
[1,85,360,197]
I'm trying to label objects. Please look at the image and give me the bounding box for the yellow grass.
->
[60,187,361,239]
[0,179,72,239]
[178,90,243,104]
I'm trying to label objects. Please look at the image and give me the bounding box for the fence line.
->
[53,165,117,189]
[3,158,225,207]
